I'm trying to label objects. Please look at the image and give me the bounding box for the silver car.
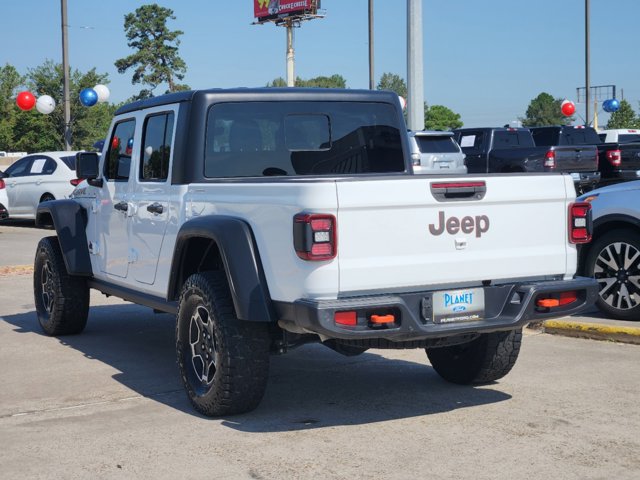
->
[578,180,640,320]
[408,130,467,175]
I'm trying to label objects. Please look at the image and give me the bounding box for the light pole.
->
[368,0,374,90]
[585,0,590,126]
[407,0,424,130]
[61,0,71,150]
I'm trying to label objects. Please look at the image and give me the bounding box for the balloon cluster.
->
[560,100,576,117]
[602,99,620,113]
[15,84,110,114]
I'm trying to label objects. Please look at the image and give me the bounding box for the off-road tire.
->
[33,236,89,335]
[426,329,522,385]
[176,271,270,416]
[584,228,640,321]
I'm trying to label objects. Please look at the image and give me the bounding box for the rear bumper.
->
[572,171,601,187]
[275,277,599,342]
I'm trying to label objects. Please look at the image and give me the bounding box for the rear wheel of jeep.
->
[176,271,270,416]
[426,329,522,384]
[33,236,89,335]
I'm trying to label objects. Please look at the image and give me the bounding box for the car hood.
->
[579,180,640,200]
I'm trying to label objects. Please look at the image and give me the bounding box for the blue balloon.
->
[79,88,98,107]
[608,99,620,112]
[602,99,612,112]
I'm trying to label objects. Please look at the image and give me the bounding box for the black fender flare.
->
[35,200,92,276]
[168,215,275,323]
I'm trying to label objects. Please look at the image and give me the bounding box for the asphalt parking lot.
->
[1,221,639,479]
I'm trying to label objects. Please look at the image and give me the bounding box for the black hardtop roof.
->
[453,127,530,132]
[115,87,401,115]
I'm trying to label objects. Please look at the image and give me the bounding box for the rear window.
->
[415,135,458,154]
[205,101,405,177]
[492,131,532,149]
[618,134,640,143]
[563,128,601,145]
[60,155,76,170]
[530,128,559,146]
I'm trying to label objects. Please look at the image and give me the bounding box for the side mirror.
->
[76,152,102,187]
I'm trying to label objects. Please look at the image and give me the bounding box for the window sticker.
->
[31,159,46,173]
[460,135,476,148]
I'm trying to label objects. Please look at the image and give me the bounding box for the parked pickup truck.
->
[33,88,598,416]
[531,126,640,187]
[453,127,600,193]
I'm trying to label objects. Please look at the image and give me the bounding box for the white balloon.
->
[93,84,110,103]
[35,95,56,115]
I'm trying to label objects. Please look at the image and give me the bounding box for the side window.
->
[140,112,175,182]
[104,119,136,181]
[5,157,33,177]
[492,132,521,149]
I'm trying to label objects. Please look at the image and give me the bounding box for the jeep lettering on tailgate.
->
[429,211,490,237]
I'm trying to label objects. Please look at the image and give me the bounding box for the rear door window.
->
[60,155,76,170]
[140,112,174,182]
[457,131,484,154]
[531,128,558,146]
[492,131,523,149]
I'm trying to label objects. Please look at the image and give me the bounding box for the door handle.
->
[114,201,128,212]
[146,202,164,214]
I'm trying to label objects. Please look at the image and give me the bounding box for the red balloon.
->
[561,101,576,116]
[16,91,36,111]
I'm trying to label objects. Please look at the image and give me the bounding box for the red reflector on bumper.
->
[335,311,357,326]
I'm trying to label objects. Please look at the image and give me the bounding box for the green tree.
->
[605,99,638,129]
[0,64,25,150]
[266,74,347,88]
[115,4,189,97]
[424,104,463,130]
[376,72,407,99]
[522,92,573,126]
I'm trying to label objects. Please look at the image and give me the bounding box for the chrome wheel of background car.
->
[40,260,56,314]
[593,241,640,312]
[189,305,217,388]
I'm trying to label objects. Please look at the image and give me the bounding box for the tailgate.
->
[335,175,576,295]
[553,146,598,172]
[619,143,640,169]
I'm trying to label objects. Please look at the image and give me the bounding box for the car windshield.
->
[415,136,458,153]
[60,155,76,170]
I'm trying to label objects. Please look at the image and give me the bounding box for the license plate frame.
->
[432,288,485,324]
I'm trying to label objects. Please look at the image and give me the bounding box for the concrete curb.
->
[541,319,640,345]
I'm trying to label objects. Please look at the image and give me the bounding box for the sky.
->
[2,0,638,128]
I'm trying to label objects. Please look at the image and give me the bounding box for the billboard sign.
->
[254,0,318,22]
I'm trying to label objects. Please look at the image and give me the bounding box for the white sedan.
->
[0,151,82,220]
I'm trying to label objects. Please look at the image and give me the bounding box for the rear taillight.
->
[606,149,621,167]
[569,202,592,244]
[544,150,556,170]
[70,178,83,186]
[293,213,337,261]
[0,179,5,189]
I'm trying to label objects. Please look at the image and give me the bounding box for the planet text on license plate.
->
[432,288,484,324]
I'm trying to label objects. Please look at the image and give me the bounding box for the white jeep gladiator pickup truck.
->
[34,88,598,416]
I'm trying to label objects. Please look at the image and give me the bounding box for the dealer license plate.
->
[432,288,485,324]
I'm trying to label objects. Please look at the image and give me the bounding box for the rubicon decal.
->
[429,211,490,237]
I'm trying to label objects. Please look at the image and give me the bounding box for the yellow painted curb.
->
[0,265,34,276]
[543,319,640,345]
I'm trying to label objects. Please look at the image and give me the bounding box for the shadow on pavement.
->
[2,304,512,431]
[0,219,38,229]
